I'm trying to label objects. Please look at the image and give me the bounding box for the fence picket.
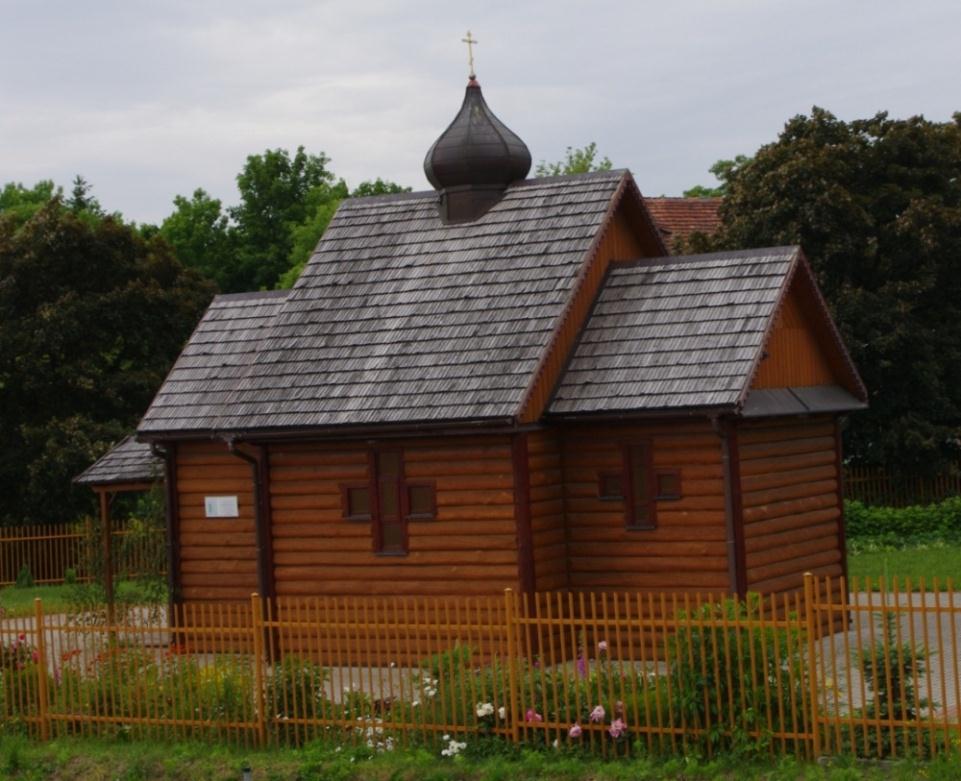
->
[1,580,958,759]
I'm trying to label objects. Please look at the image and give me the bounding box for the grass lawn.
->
[847,542,961,588]
[0,580,162,617]
[1,736,960,781]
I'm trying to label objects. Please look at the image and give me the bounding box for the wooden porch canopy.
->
[74,436,162,611]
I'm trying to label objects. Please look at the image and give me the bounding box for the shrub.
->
[846,612,939,758]
[266,654,333,742]
[667,595,806,755]
[845,497,961,546]
[14,565,33,589]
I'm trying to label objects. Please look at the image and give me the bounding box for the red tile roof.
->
[644,197,722,248]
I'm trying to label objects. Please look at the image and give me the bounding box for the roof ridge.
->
[611,245,800,270]
[213,289,290,303]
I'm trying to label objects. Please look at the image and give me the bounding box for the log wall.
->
[527,430,567,591]
[267,435,518,598]
[737,416,845,595]
[561,421,731,593]
[175,441,259,602]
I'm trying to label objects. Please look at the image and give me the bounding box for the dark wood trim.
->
[340,482,372,521]
[512,433,536,597]
[228,443,276,602]
[724,421,748,598]
[369,447,407,555]
[255,445,276,602]
[96,489,114,621]
[596,470,623,501]
[622,441,657,530]
[404,480,437,521]
[654,468,682,501]
[834,419,848,585]
[152,442,181,612]
[85,480,157,493]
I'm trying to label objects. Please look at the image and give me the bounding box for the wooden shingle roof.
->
[139,171,631,435]
[73,436,161,487]
[550,247,814,415]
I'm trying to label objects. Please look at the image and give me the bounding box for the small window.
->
[597,472,624,500]
[341,484,371,520]
[624,443,655,530]
[374,450,405,554]
[406,483,436,519]
[655,469,682,500]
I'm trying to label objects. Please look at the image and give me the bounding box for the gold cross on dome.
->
[461,30,478,77]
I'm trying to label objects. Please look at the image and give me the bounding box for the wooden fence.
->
[0,521,163,587]
[844,466,961,507]
[1,575,959,758]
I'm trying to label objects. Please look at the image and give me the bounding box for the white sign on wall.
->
[204,495,239,518]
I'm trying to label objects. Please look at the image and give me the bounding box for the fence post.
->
[33,598,50,741]
[803,573,820,758]
[503,588,520,745]
[251,592,267,746]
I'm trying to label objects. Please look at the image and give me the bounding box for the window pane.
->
[408,484,434,516]
[378,451,401,477]
[656,471,681,499]
[599,472,623,499]
[381,521,404,552]
[379,480,398,517]
[347,486,370,517]
[629,444,651,526]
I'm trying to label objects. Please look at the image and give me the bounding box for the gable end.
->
[517,174,668,423]
[741,251,866,404]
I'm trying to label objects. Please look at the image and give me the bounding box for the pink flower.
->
[525,708,543,722]
[589,704,605,723]
[576,655,587,678]
[31,650,38,662]
[608,718,627,739]
[568,723,583,738]
[597,640,608,653]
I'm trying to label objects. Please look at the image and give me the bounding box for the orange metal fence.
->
[844,466,961,507]
[0,521,163,586]
[0,576,959,758]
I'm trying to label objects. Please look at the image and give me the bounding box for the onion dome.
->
[424,77,532,223]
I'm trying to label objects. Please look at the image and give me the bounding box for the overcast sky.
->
[2,0,959,225]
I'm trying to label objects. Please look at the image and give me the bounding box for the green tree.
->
[230,146,335,291]
[535,142,612,177]
[67,175,102,216]
[0,201,215,522]
[0,180,61,226]
[694,108,961,471]
[159,188,237,291]
[350,178,411,198]
[683,155,751,197]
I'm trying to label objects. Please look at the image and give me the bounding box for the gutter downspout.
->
[225,439,276,603]
[713,416,746,598]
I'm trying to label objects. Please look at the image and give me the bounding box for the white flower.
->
[497,706,507,720]
[475,702,494,717]
[440,735,467,757]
